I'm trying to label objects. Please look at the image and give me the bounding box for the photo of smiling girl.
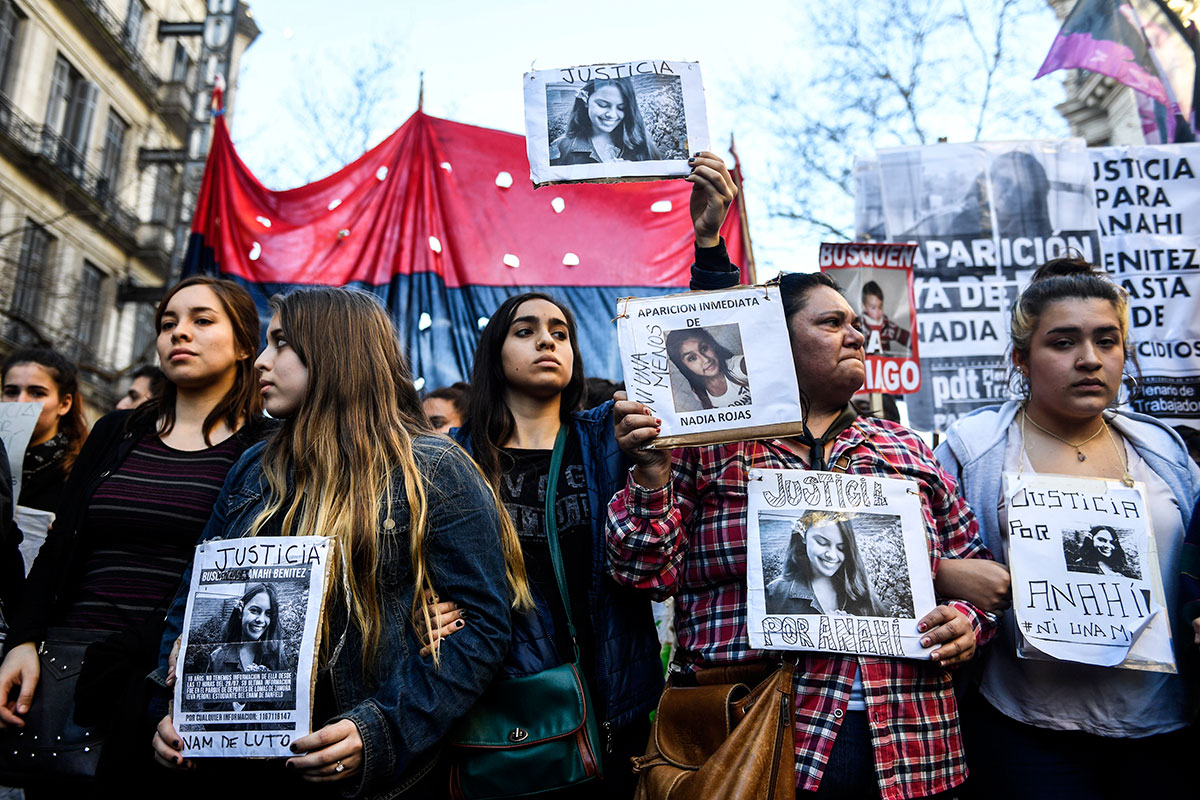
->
[549,77,660,165]
[764,511,884,617]
[665,325,751,411]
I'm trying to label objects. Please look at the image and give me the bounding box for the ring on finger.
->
[335,761,345,773]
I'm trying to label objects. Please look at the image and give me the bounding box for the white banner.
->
[0,401,40,507]
[746,469,936,658]
[174,536,333,757]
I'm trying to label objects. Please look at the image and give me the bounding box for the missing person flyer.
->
[173,536,333,757]
[616,285,806,447]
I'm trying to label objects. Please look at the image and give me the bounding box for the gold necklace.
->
[1021,410,1105,462]
[1101,419,1136,487]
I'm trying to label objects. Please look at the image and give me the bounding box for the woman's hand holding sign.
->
[613,391,670,490]
[917,605,976,667]
[687,151,737,248]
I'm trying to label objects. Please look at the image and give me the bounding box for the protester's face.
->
[806,520,846,578]
[861,293,883,320]
[2,363,70,446]
[241,591,272,641]
[678,337,720,379]
[588,85,625,135]
[1093,529,1115,559]
[255,313,309,418]
[423,397,461,433]
[1016,298,1124,423]
[158,285,244,390]
[787,287,865,405]
[116,376,154,410]
[500,299,574,400]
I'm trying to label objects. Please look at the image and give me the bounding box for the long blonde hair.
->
[247,288,530,672]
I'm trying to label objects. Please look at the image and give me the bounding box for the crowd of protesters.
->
[0,153,1195,800]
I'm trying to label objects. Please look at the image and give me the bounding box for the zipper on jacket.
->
[602,720,613,754]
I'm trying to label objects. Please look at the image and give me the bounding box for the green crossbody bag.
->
[448,426,604,799]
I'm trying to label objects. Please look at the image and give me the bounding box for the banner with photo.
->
[616,285,805,447]
[1003,473,1175,672]
[173,536,334,757]
[746,468,937,658]
[820,242,921,394]
[523,60,709,187]
[1092,144,1200,422]
[862,139,1100,431]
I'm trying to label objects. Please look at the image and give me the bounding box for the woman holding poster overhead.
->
[151,288,525,795]
[935,259,1200,799]
[606,151,996,800]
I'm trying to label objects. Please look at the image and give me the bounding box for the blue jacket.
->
[453,401,663,734]
[155,435,513,798]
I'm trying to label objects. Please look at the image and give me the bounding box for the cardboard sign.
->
[616,285,805,447]
[746,469,937,658]
[1004,473,1175,672]
[0,402,41,507]
[820,242,921,394]
[174,537,334,757]
[523,60,709,186]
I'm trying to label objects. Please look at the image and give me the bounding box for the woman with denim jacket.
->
[152,288,529,798]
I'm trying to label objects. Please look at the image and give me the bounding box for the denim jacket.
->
[155,435,513,798]
[453,401,663,736]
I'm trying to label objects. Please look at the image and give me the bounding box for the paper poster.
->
[1004,473,1175,672]
[14,506,52,575]
[746,469,937,658]
[1092,144,1200,422]
[616,285,805,448]
[820,242,921,394]
[174,536,334,757]
[523,60,709,187]
[0,401,41,507]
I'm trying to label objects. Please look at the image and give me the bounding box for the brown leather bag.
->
[631,659,797,800]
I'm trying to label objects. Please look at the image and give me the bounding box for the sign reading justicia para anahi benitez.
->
[1004,473,1175,672]
[746,469,937,659]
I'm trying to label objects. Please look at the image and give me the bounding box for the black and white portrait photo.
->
[665,323,751,413]
[525,61,709,186]
[1062,524,1142,580]
[758,510,914,619]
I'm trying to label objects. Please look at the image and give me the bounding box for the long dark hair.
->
[565,78,657,161]
[783,511,877,616]
[142,276,263,445]
[665,328,746,410]
[1,347,89,474]
[1079,525,1131,574]
[467,292,586,486]
[222,583,283,669]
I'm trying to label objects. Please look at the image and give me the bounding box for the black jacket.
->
[0,438,21,618]
[3,409,275,651]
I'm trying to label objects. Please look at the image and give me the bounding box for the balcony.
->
[0,93,140,250]
[52,0,162,105]
[136,220,175,278]
[156,80,192,139]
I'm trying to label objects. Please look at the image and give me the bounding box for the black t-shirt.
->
[500,429,595,675]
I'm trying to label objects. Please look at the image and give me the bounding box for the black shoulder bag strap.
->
[543,425,582,665]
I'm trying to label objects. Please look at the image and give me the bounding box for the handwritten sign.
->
[746,469,937,658]
[523,60,709,187]
[1004,473,1175,672]
[616,285,805,448]
[0,402,41,506]
[174,536,334,757]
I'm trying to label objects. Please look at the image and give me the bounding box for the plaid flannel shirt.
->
[606,416,996,800]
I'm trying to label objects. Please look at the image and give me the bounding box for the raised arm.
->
[687,151,742,291]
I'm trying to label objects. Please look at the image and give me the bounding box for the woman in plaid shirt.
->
[604,153,996,799]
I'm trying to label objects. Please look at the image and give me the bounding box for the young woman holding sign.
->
[151,287,525,795]
[604,152,996,799]
[934,259,1200,798]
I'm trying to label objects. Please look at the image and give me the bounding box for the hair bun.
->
[1029,257,1102,284]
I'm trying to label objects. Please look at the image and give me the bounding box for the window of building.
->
[74,261,106,358]
[6,221,54,344]
[122,0,146,50]
[98,109,128,202]
[0,0,23,94]
[171,42,191,84]
[44,54,97,175]
[150,164,178,223]
[131,299,157,362]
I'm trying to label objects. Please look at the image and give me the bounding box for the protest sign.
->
[1092,144,1200,422]
[14,506,52,575]
[820,242,920,394]
[0,401,41,507]
[864,139,1100,431]
[746,468,937,658]
[174,536,333,757]
[1004,473,1175,672]
[616,285,805,447]
[523,60,709,187]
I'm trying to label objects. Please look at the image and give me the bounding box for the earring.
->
[1116,371,1140,406]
